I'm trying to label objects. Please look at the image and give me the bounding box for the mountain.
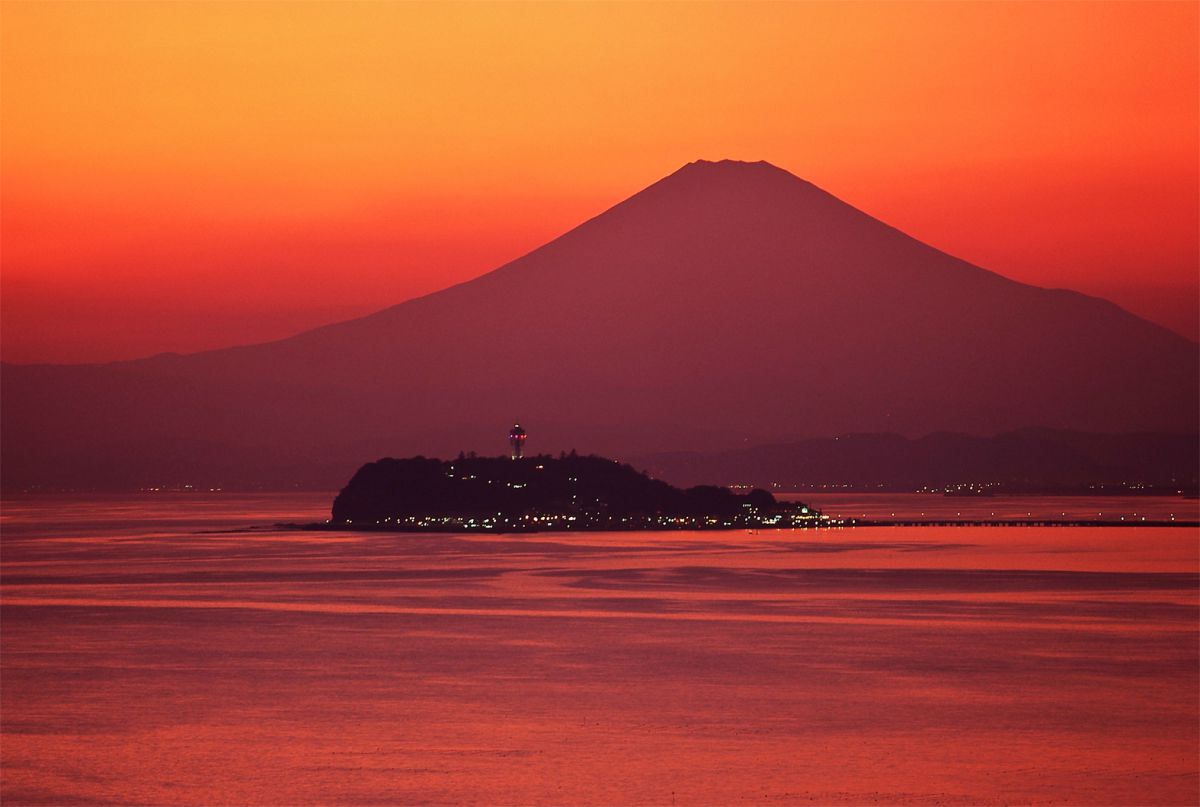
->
[3,159,1196,490]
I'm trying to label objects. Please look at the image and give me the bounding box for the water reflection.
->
[2,494,1197,805]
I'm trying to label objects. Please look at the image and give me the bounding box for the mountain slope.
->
[4,160,1196,489]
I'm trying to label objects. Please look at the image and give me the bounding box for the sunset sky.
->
[2,0,1197,364]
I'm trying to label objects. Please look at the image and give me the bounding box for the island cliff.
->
[330,454,820,531]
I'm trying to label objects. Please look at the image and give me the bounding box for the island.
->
[327,453,823,532]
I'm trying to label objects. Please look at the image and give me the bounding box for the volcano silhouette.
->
[4,160,1196,488]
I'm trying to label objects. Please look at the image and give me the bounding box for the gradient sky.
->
[2,1,1197,364]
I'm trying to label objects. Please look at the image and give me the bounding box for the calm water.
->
[2,493,1197,805]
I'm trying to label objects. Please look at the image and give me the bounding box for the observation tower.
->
[508,423,527,460]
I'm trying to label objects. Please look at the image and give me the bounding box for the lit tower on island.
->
[508,423,527,460]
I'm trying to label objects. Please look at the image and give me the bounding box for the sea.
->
[2,492,1197,805]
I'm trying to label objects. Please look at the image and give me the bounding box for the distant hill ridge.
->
[3,160,1196,490]
[636,429,1199,493]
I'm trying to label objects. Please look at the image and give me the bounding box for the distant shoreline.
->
[290,517,1198,534]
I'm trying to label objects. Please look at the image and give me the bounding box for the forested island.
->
[328,453,822,532]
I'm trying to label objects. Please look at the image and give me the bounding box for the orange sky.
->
[2,1,1197,364]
